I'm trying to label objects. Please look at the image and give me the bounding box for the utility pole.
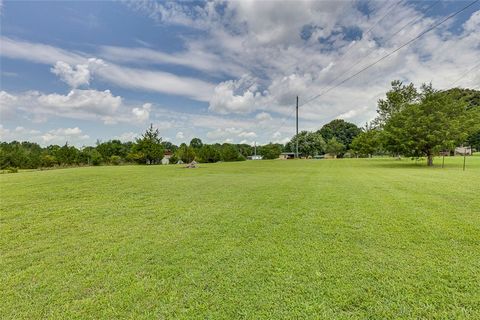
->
[296,96,299,159]
[254,141,257,157]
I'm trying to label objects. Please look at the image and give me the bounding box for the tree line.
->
[350,82,480,166]
[284,83,480,166]
[0,118,362,170]
[0,124,286,170]
[1,82,478,170]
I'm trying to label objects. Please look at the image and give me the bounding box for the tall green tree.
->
[55,143,79,165]
[351,129,382,157]
[220,144,244,161]
[96,139,129,162]
[287,131,326,157]
[383,89,479,166]
[176,143,196,163]
[133,124,164,164]
[467,131,480,151]
[259,143,283,159]
[189,138,203,149]
[317,119,361,152]
[325,137,345,158]
[373,80,419,127]
[197,145,221,163]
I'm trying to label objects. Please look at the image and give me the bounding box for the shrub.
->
[169,154,179,164]
[110,155,122,165]
[41,154,57,167]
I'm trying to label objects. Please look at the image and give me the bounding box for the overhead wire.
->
[447,61,480,87]
[262,1,404,141]
[299,0,442,106]
[299,0,479,108]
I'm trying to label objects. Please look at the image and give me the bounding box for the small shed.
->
[279,152,296,159]
[455,146,472,156]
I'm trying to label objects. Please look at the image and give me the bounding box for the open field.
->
[1,156,479,319]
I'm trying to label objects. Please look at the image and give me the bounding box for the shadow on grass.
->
[367,157,475,170]
[363,157,462,169]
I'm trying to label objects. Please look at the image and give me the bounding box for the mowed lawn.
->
[1,157,479,319]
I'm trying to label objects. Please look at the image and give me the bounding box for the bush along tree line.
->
[284,119,363,158]
[0,117,359,170]
[0,123,285,170]
[1,83,478,170]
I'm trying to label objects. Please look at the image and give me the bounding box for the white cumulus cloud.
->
[132,103,152,122]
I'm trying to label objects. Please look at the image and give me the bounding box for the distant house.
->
[247,155,263,160]
[279,152,296,159]
[161,150,174,165]
[455,146,472,156]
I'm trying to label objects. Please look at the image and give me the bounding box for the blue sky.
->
[1,0,479,146]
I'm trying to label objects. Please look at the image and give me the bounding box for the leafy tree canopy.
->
[317,119,361,151]
[189,138,203,149]
[325,137,345,157]
[383,87,480,166]
[373,80,419,127]
[287,131,326,157]
[134,124,164,164]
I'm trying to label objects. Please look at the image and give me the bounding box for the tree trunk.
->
[427,154,433,166]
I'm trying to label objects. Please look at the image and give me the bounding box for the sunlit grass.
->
[1,156,479,319]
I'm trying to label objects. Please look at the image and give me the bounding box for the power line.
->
[262,108,297,142]
[338,0,404,61]
[447,61,480,87]
[299,0,479,108]
[283,1,400,76]
[299,0,442,105]
[263,2,404,142]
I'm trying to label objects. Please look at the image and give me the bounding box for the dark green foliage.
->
[373,80,419,127]
[197,145,221,163]
[258,143,283,159]
[168,154,179,164]
[468,130,480,151]
[54,143,79,165]
[161,141,178,152]
[89,149,103,166]
[40,154,57,167]
[325,137,345,158]
[441,88,480,110]
[287,131,326,157]
[96,140,130,161]
[133,124,164,164]
[441,88,480,150]
[110,155,122,165]
[317,119,361,152]
[237,144,253,158]
[189,138,203,149]
[220,144,243,161]
[351,129,382,157]
[0,141,42,169]
[77,147,103,166]
[383,89,479,166]
[176,143,196,163]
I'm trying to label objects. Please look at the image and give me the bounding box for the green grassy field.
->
[1,156,479,319]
